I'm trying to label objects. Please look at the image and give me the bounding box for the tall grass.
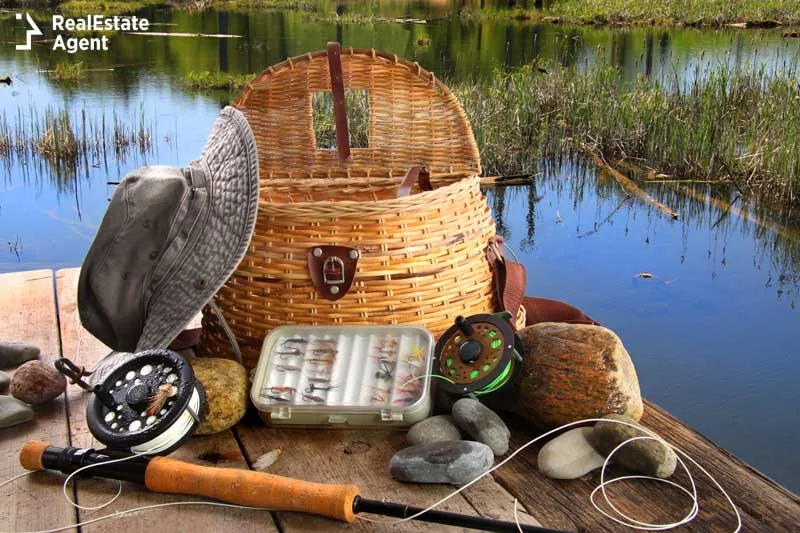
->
[48,62,87,84]
[0,104,153,174]
[461,0,800,26]
[546,0,800,26]
[184,71,257,90]
[453,63,800,206]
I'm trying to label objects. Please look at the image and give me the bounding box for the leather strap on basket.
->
[397,166,433,198]
[327,42,351,163]
[487,235,526,329]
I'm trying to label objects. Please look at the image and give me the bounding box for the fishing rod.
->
[20,441,569,533]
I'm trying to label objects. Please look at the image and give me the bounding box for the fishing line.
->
[358,417,742,532]
[1,418,741,533]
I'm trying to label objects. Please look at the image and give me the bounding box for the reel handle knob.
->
[455,315,473,336]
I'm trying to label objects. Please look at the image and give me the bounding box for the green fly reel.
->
[434,313,523,396]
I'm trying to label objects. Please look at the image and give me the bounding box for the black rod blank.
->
[353,497,570,533]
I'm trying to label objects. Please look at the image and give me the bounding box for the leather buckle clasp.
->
[308,245,360,300]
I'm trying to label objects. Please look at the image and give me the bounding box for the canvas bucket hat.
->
[78,106,259,364]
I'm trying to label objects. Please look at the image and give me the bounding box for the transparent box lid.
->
[250,325,434,418]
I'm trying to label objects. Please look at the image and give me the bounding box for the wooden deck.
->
[2,268,798,532]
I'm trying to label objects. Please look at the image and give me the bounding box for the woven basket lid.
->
[233,48,482,179]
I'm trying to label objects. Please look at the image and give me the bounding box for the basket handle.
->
[327,42,351,163]
[397,166,432,198]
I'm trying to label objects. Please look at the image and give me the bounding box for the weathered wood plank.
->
[491,402,800,532]
[235,415,545,532]
[0,269,76,533]
[55,268,278,533]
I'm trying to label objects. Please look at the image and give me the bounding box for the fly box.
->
[250,325,434,427]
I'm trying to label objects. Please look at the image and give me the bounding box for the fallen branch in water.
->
[480,174,535,187]
[591,152,679,220]
[128,32,242,38]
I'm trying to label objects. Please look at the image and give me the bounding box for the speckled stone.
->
[516,323,643,428]
[0,396,35,428]
[0,371,9,393]
[390,441,493,485]
[0,341,39,369]
[590,414,677,479]
[10,360,66,405]
[192,358,248,435]
[407,415,462,446]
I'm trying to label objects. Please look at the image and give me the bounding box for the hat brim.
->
[135,107,259,352]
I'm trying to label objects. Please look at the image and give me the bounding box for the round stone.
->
[192,357,248,435]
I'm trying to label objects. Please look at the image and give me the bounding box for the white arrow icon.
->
[16,13,43,51]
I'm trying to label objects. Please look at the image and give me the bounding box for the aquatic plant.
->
[47,61,87,83]
[547,0,800,26]
[453,62,800,206]
[461,0,800,26]
[58,0,164,16]
[0,104,153,181]
[183,71,257,90]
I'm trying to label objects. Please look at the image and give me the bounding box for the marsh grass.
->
[462,0,800,26]
[58,0,164,16]
[0,104,153,174]
[452,62,800,206]
[184,71,256,90]
[48,62,87,83]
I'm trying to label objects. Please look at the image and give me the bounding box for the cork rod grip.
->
[145,456,361,522]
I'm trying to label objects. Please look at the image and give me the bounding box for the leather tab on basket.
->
[487,235,526,329]
[327,42,351,163]
[308,245,359,301]
[397,166,433,197]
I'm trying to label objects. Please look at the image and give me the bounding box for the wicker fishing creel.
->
[200,46,500,368]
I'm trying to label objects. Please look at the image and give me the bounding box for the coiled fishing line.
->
[434,313,523,396]
[1,419,741,532]
[359,417,742,532]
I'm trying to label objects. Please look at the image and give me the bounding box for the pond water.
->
[1,2,799,494]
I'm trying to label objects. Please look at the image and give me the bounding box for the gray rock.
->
[390,441,493,485]
[0,396,35,428]
[451,398,510,456]
[0,371,9,392]
[537,427,606,479]
[407,415,462,446]
[590,414,677,479]
[0,341,39,369]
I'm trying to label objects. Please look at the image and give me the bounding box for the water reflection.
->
[485,161,800,492]
[486,160,800,307]
[1,4,798,87]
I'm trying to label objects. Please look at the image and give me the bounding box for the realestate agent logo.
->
[15,13,43,51]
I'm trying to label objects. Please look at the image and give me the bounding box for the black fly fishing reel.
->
[56,349,207,455]
[434,313,523,397]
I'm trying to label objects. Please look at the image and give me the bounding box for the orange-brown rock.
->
[515,323,643,428]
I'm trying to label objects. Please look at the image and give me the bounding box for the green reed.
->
[452,62,800,206]
[48,61,87,84]
[461,0,800,26]
[0,104,153,171]
[184,71,257,91]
